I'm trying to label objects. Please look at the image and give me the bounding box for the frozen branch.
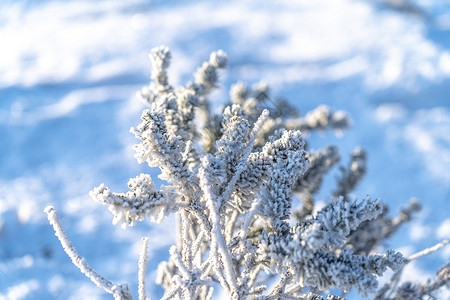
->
[408,239,449,261]
[138,237,150,300]
[44,206,133,300]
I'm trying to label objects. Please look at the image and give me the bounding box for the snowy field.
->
[1,0,449,299]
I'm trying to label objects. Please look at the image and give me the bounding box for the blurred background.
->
[0,0,449,299]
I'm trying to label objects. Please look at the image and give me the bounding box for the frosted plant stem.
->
[161,287,182,300]
[248,264,263,288]
[192,230,205,265]
[206,236,230,292]
[219,109,270,210]
[202,109,270,295]
[138,237,150,300]
[268,270,292,296]
[44,206,133,300]
[201,262,214,281]
[169,246,191,279]
[378,267,403,300]
[225,210,239,244]
[181,210,193,269]
[407,239,449,261]
[205,287,214,300]
[376,239,450,300]
[201,169,239,298]
[189,206,213,240]
[239,197,261,243]
[209,200,239,299]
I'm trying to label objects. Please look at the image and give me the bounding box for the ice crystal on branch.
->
[45,47,449,300]
[89,174,168,227]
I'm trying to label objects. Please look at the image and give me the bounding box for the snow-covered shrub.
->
[45,47,449,300]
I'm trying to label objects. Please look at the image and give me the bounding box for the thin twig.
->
[239,197,261,243]
[160,286,182,300]
[219,109,270,210]
[203,180,238,298]
[138,237,150,300]
[376,239,450,299]
[408,239,449,261]
[44,206,133,300]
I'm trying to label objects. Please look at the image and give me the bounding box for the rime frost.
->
[45,47,449,300]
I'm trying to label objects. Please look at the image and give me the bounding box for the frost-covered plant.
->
[45,47,449,300]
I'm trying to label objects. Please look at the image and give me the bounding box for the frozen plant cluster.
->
[46,47,449,300]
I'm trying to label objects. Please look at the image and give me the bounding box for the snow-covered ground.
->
[0,0,449,299]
